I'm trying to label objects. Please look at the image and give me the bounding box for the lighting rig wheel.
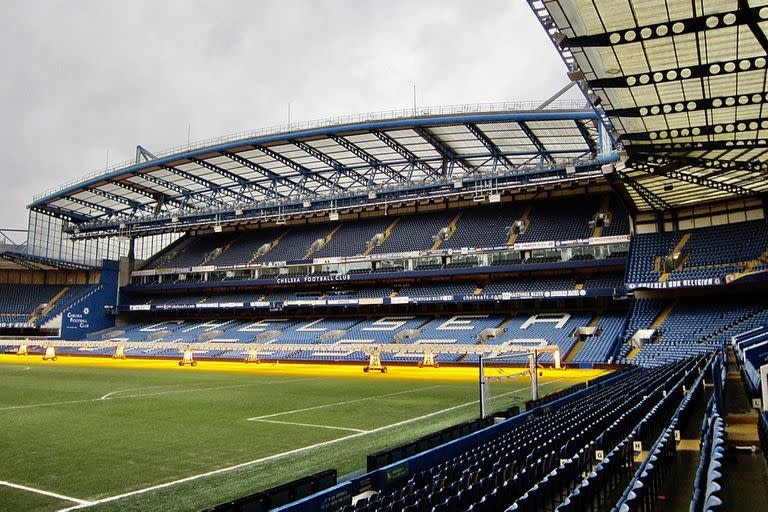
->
[363,367,370,373]
[191,361,198,367]
[178,361,184,366]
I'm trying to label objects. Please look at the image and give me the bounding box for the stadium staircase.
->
[305,225,343,259]
[201,239,237,265]
[28,286,68,324]
[651,302,676,330]
[739,248,768,277]
[248,231,290,264]
[431,211,463,250]
[621,302,675,358]
[659,233,692,282]
[565,314,602,363]
[507,205,532,245]
[39,284,103,328]
[363,219,399,256]
[591,196,612,238]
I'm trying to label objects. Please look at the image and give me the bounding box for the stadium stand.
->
[134,195,630,273]
[293,356,712,512]
[0,283,97,326]
[617,298,768,367]
[516,196,596,243]
[627,220,768,283]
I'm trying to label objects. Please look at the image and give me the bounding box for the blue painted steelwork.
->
[29,111,600,211]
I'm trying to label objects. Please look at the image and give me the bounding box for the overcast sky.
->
[0,0,580,231]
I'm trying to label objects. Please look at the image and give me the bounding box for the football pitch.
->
[0,356,603,511]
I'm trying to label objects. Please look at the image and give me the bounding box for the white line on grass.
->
[254,419,369,433]
[58,378,565,511]
[0,377,321,412]
[0,480,94,506]
[247,384,443,420]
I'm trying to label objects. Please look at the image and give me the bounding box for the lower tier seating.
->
[322,356,712,512]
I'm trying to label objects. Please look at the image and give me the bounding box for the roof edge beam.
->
[589,56,767,89]
[562,8,755,48]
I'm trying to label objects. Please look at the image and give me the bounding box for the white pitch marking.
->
[0,377,321,412]
[247,384,442,420]
[0,479,94,505]
[254,419,368,433]
[59,379,566,510]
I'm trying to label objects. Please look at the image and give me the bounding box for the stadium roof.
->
[530,0,768,211]
[27,102,608,231]
[0,251,98,271]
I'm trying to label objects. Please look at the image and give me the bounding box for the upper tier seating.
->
[516,196,596,243]
[627,219,768,283]
[371,211,455,254]
[312,217,394,258]
[441,204,526,249]
[139,195,630,270]
[253,224,338,262]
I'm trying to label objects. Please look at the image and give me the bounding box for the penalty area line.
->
[0,480,93,506]
[246,384,443,420]
[253,419,368,433]
[60,378,567,510]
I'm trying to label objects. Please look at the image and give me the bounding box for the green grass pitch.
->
[0,362,570,511]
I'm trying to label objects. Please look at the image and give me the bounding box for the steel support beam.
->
[329,135,406,184]
[412,126,475,176]
[111,180,185,210]
[291,140,370,188]
[588,56,767,89]
[627,158,757,196]
[606,92,768,118]
[135,145,157,164]
[221,151,315,197]
[738,0,768,55]
[139,173,224,208]
[191,158,280,200]
[160,165,249,204]
[621,115,766,142]
[64,195,126,218]
[31,205,92,224]
[617,171,673,211]
[466,124,515,170]
[561,8,755,48]
[255,144,337,192]
[631,153,768,174]
[87,188,155,214]
[519,121,556,165]
[574,120,599,158]
[371,131,440,179]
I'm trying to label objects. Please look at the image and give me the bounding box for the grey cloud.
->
[0,0,580,230]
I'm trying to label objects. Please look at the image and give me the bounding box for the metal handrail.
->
[32,100,587,201]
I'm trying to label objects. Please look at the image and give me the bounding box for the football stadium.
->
[2,0,768,511]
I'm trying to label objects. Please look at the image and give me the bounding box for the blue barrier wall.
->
[61,260,119,340]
